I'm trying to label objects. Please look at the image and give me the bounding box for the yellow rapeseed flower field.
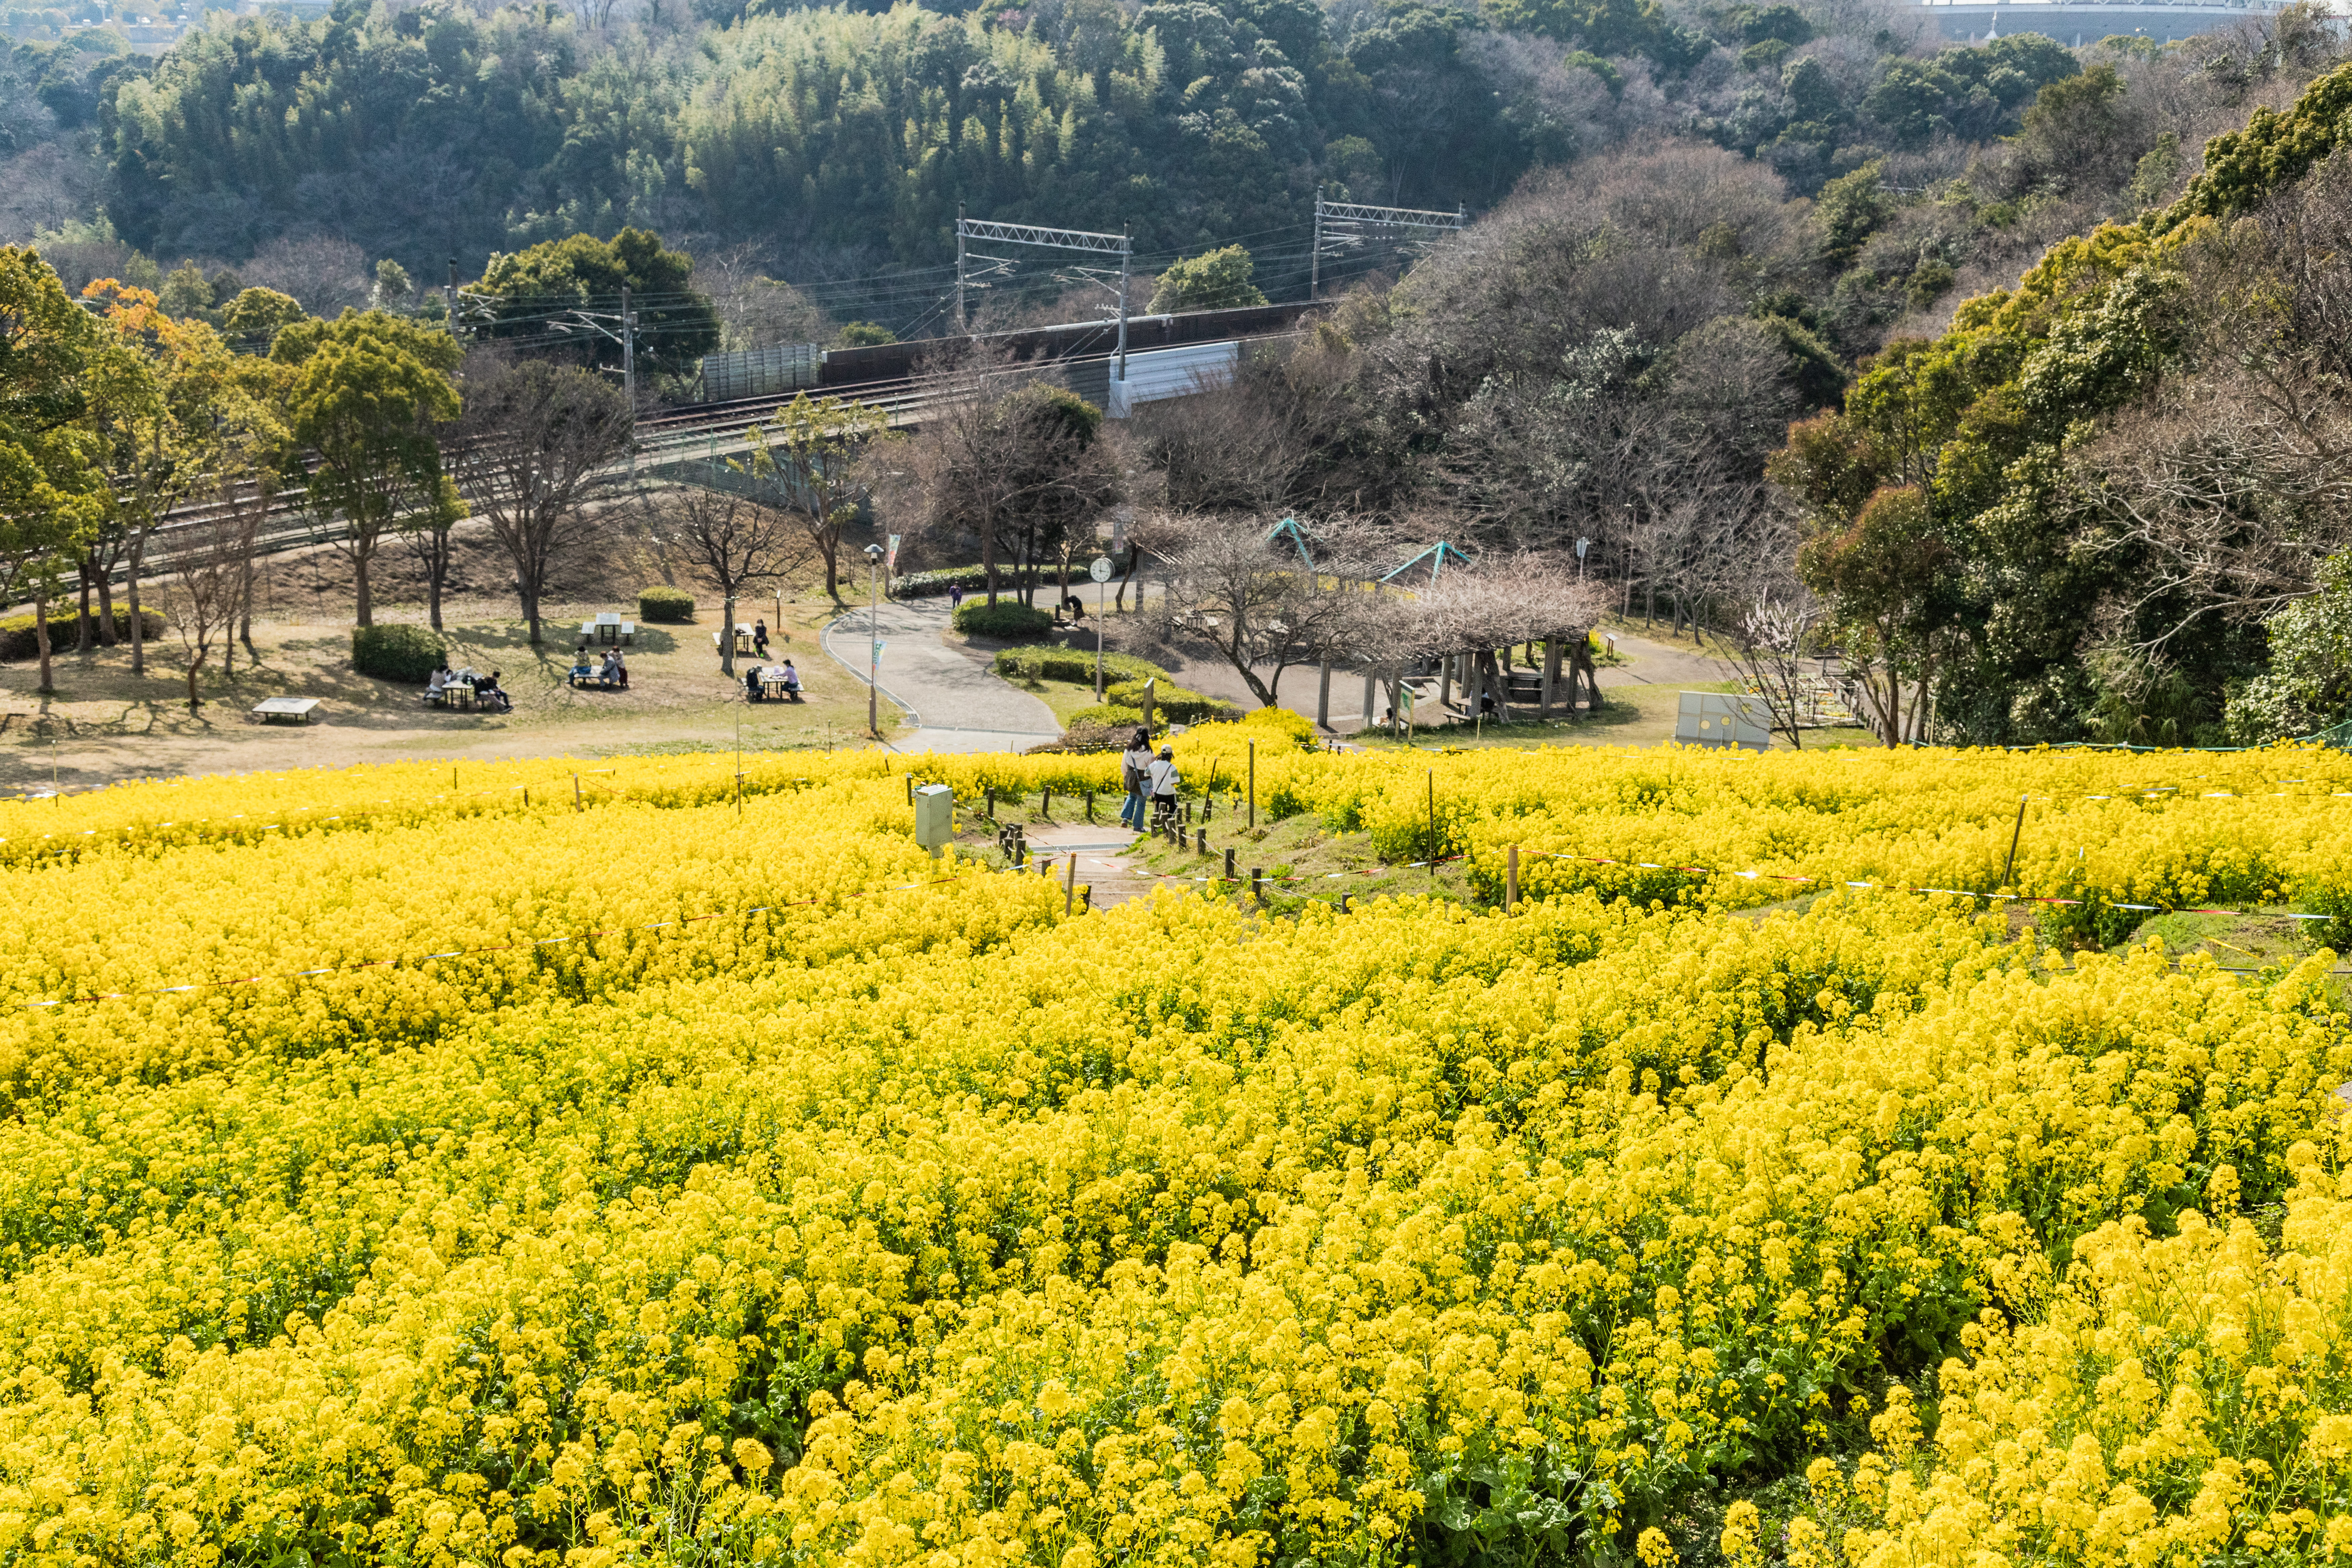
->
[1,738,2350,1568]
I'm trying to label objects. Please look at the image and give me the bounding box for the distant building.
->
[1917,0,2337,44]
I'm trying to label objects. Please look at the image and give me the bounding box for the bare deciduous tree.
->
[652,482,812,675]
[747,392,894,601]
[886,354,1120,604]
[2068,157,2352,651]
[162,480,264,712]
[452,355,635,647]
[1725,580,1823,749]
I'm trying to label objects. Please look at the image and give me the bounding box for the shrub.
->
[0,607,164,662]
[638,586,695,623]
[1242,704,1318,748]
[953,600,1055,640]
[993,645,1166,684]
[351,624,447,683]
[899,566,994,599]
[1104,678,1238,724]
[1029,722,1131,755]
[1064,703,1145,731]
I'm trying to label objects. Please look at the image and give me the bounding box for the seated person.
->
[425,665,450,705]
[780,660,802,700]
[612,649,629,689]
[745,666,764,702]
[600,650,621,686]
[477,670,512,712]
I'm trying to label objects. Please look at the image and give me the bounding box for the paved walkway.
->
[820,598,1062,753]
[1603,629,1734,687]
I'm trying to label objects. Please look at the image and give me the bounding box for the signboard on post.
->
[885,533,900,577]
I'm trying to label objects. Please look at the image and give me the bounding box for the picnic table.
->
[580,613,637,646]
[751,666,802,701]
[443,683,475,711]
[250,696,321,725]
[715,624,765,656]
[568,664,616,689]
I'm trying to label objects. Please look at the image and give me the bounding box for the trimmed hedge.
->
[639,586,695,623]
[952,600,1055,640]
[896,566,993,599]
[0,608,165,661]
[1105,678,1237,724]
[1028,721,1133,755]
[352,624,447,683]
[1065,703,1146,732]
[993,645,1167,685]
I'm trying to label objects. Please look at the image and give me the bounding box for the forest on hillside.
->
[0,0,2324,340]
[1090,13,2352,744]
[9,0,2352,748]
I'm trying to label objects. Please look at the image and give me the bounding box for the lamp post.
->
[865,542,885,737]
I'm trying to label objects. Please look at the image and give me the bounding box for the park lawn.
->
[1008,674,1116,728]
[0,589,893,793]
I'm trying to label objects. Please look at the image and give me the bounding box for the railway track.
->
[122,329,1296,582]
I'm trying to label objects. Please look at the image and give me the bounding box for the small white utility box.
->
[913,783,955,856]
[1675,691,1772,751]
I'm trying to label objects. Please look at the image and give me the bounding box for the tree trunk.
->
[722,590,737,676]
[239,552,257,667]
[186,646,205,711]
[354,544,374,629]
[35,594,54,694]
[424,532,447,632]
[982,518,998,606]
[523,582,544,648]
[75,564,92,653]
[823,538,840,600]
[97,569,116,647]
[1541,637,1559,718]
[1317,658,1331,730]
[128,535,146,675]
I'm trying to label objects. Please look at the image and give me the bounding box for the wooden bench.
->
[250,697,321,725]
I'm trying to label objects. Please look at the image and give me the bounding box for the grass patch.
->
[1117,808,1482,911]
[2119,909,2322,973]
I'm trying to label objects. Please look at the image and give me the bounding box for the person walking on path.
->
[1147,745,1180,827]
[1119,729,1152,831]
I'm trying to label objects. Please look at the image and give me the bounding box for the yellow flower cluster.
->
[0,742,2347,1568]
[1777,1141,2352,1568]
